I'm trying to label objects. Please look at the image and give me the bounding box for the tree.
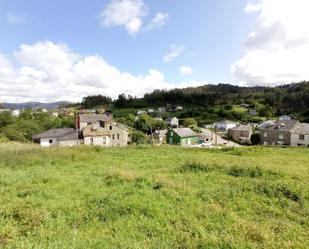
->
[184,118,197,128]
[250,133,260,145]
[134,114,153,133]
[131,130,150,144]
[0,111,13,128]
[81,95,112,109]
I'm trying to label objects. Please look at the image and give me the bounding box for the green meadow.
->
[0,143,308,249]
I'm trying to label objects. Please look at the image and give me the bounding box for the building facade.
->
[166,128,198,146]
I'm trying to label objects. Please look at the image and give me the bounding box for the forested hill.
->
[112,81,309,116]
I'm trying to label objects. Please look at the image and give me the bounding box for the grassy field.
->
[0,144,308,249]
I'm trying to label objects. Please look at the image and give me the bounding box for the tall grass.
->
[0,143,308,248]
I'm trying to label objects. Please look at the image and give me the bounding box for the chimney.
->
[75,113,80,130]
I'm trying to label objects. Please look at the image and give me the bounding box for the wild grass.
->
[0,143,308,248]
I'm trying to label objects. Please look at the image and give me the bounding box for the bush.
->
[250,133,260,145]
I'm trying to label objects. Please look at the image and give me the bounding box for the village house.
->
[148,109,155,114]
[228,124,253,144]
[240,103,250,108]
[214,120,237,131]
[248,109,257,116]
[137,110,146,115]
[12,109,21,117]
[197,130,212,144]
[166,117,179,128]
[279,115,292,121]
[153,129,167,144]
[32,128,82,147]
[258,120,298,146]
[166,128,198,146]
[79,114,129,146]
[51,111,59,117]
[157,107,166,114]
[0,109,10,113]
[33,114,129,147]
[175,106,183,111]
[290,123,309,146]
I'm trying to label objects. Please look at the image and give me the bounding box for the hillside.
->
[0,144,308,248]
[2,101,73,110]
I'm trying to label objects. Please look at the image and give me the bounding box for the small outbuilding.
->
[32,128,82,147]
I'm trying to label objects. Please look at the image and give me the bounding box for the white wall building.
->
[214,120,237,131]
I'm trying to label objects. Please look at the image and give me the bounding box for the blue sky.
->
[0,0,308,102]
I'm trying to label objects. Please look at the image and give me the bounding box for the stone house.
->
[228,124,253,144]
[33,114,129,147]
[258,120,298,146]
[153,129,167,144]
[290,123,309,146]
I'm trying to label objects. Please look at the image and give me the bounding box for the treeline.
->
[0,109,74,142]
[82,81,309,120]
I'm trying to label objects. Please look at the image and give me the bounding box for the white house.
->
[32,128,82,147]
[137,110,146,115]
[166,117,179,128]
[279,115,292,121]
[214,120,237,131]
[290,123,309,147]
[12,109,21,117]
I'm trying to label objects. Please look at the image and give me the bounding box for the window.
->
[264,132,267,138]
[109,126,112,130]
[278,134,284,139]
[112,134,115,140]
[87,122,92,125]
[99,121,105,128]
[49,139,53,144]
[299,134,305,140]
[117,134,120,139]
[90,138,94,145]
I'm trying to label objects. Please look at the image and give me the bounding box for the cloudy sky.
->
[0,0,308,103]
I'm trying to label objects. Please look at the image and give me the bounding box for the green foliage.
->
[183,118,197,128]
[81,94,112,109]
[251,133,260,145]
[131,130,150,144]
[0,111,14,127]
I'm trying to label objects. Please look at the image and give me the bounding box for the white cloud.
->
[163,44,185,63]
[231,0,309,85]
[0,41,205,103]
[6,13,27,24]
[146,12,169,30]
[98,0,147,35]
[179,66,193,75]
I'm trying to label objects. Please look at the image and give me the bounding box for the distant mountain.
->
[2,101,73,110]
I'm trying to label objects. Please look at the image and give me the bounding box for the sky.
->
[0,0,309,103]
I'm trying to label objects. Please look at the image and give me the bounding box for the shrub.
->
[255,184,302,203]
[250,133,260,145]
[180,162,216,173]
[228,166,263,178]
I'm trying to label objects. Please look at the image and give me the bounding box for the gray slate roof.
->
[216,120,237,124]
[259,120,298,131]
[166,117,178,122]
[173,128,197,137]
[230,124,252,132]
[291,123,309,134]
[32,128,80,141]
[79,114,113,123]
